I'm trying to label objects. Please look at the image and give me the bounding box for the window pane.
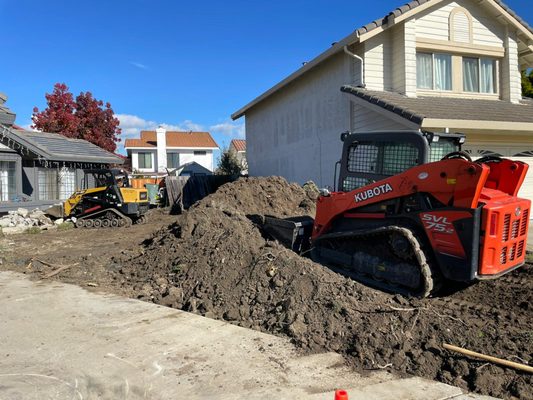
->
[480,58,496,93]
[38,169,58,200]
[463,57,479,92]
[0,161,16,202]
[417,53,433,89]
[434,54,452,90]
[428,141,458,162]
[167,153,179,168]
[347,142,418,176]
[58,167,76,200]
[382,143,419,175]
[138,152,152,169]
[342,177,373,192]
[347,144,379,173]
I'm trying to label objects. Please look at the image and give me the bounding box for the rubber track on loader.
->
[75,208,134,229]
[312,225,437,298]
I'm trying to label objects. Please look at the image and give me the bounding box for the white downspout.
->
[344,44,365,88]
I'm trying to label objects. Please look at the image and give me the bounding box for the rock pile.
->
[0,207,60,235]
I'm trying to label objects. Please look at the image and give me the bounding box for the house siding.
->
[364,31,392,91]
[502,30,522,103]
[131,150,157,173]
[350,102,411,132]
[404,19,418,97]
[245,53,350,187]
[415,0,505,47]
[170,149,214,171]
[391,25,406,94]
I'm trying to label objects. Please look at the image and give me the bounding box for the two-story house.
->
[231,0,533,199]
[124,127,219,173]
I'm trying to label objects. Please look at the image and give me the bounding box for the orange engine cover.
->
[478,188,530,277]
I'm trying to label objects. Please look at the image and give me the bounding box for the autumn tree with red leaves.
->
[32,83,121,152]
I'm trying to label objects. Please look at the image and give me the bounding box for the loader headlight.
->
[319,188,331,197]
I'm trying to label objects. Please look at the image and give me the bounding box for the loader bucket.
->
[45,204,64,219]
[262,215,314,254]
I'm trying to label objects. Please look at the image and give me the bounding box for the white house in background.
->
[124,127,219,173]
[232,0,533,199]
[229,139,247,173]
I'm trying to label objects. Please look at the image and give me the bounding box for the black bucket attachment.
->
[262,215,314,254]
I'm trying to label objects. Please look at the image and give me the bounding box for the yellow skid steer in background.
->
[47,169,149,228]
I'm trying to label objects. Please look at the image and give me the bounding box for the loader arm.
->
[313,159,490,240]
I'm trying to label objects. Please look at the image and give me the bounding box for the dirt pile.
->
[115,176,532,399]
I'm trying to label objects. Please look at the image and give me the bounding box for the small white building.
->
[125,127,219,173]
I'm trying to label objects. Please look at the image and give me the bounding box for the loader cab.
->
[80,169,126,203]
[337,130,465,192]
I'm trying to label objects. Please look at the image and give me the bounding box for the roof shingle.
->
[124,131,219,149]
[230,139,246,152]
[0,127,123,164]
[341,85,533,124]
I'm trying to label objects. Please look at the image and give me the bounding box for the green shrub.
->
[26,227,41,234]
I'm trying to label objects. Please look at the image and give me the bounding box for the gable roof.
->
[174,161,212,176]
[0,126,124,164]
[124,131,218,149]
[231,0,533,120]
[230,139,246,152]
[341,85,533,129]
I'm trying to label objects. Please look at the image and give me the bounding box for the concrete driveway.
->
[0,272,496,400]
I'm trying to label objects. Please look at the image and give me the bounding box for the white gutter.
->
[343,44,365,88]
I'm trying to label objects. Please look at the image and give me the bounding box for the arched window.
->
[450,8,472,43]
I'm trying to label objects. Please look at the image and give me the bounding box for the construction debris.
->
[0,208,55,234]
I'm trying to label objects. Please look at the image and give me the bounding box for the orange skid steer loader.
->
[264,130,530,297]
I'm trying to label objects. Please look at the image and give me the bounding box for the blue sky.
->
[1,0,531,154]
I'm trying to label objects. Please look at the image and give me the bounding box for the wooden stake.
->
[41,263,79,279]
[443,343,533,374]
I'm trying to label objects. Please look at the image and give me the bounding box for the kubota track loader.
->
[265,130,531,297]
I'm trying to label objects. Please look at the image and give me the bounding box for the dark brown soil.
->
[2,177,532,399]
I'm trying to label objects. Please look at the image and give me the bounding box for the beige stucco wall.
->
[245,53,351,187]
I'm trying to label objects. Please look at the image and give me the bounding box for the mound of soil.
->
[115,176,532,400]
